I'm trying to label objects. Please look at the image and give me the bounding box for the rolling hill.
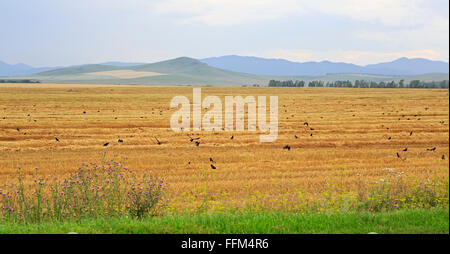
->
[1,57,448,86]
[23,57,274,86]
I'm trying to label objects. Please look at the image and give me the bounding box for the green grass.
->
[0,208,448,234]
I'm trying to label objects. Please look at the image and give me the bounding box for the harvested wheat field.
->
[0,83,448,212]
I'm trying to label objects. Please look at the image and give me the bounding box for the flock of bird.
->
[7,105,448,171]
[280,108,445,163]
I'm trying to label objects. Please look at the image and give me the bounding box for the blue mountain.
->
[200,55,449,76]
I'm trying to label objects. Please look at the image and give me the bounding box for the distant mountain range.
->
[0,61,60,76]
[1,56,449,77]
[1,56,448,86]
[200,55,449,76]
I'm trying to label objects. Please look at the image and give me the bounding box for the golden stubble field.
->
[0,83,448,211]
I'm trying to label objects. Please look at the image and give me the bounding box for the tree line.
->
[0,79,41,83]
[268,79,449,89]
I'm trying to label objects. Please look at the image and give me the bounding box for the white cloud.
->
[356,17,449,48]
[153,0,304,25]
[256,48,449,65]
[301,0,432,27]
[152,0,447,27]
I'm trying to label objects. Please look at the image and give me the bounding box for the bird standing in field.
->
[118,139,123,143]
[230,135,234,140]
[103,142,109,147]
[209,157,216,163]
[427,147,436,151]
[155,137,162,145]
[410,131,413,136]
[195,141,200,147]
[396,152,400,158]
[403,148,408,152]
[55,137,59,142]
[283,145,291,151]
[210,164,216,169]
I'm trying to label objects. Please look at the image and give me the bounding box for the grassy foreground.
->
[0,208,448,234]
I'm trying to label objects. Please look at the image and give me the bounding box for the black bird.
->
[16,128,20,132]
[83,111,86,114]
[403,148,408,152]
[304,122,309,126]
[103,142,109,147]
[209,157,216,163]
[155,137,162,145]
[118,139,123,143]
[283,145,291,151]
[230,136,234,140]
[427,147,436,151]
[195,141,200,147]
[294,135,298,139]
[442,155,445,160]
[55,137,59,142]
[410,131,413,136]
[310,133,313,137]
[388,136,392,140]
[396,152,400,158]
[210,164,216,169]
[189,136,200,142]
[310,128,314,131]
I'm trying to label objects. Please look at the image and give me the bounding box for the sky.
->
[0,0,448,67]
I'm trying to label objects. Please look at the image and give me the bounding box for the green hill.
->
[7,57,448,86]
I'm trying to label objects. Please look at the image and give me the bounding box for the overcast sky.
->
[0,0,448,67]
